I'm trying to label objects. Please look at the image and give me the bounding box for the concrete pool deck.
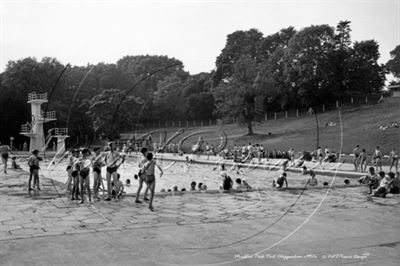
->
[1,168,399,266]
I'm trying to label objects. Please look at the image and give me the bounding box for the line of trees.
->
[0,21,398,145]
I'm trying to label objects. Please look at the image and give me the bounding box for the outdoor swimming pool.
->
[32,155,349,194]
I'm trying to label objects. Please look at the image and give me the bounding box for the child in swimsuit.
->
[373,146,383,171]
[307,171,318,186]
[92,148,104,200]
[141,152,163,211]
[78,149,92,204]
[28,150,41,191]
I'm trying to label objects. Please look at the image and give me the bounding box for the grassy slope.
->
[132,98,400,154]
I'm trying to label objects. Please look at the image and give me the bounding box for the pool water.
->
[34,156,349,194]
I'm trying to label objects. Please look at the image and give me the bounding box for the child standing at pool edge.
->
[141,152,163,211]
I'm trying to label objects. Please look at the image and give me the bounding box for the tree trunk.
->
[247,120,254,135]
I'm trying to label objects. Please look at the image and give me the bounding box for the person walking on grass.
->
[141,152,163,211]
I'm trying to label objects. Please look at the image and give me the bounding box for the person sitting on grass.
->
[307,171,318,186]
[11,157,21,169]
[273,172,288,188]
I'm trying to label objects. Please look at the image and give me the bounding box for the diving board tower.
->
[20,92,64,152]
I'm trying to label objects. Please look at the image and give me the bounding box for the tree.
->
[0,57,67,144]
[282,24,336,107]
[386,45,400,82]
[85,89,142,139]
[347,40,386,93]
[213,55,265,135]
[214,29,263,85]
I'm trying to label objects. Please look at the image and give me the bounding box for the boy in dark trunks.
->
[105,143,124,201]
[78,149,92,204]
[28,150,42,191]
[141,152,163,211]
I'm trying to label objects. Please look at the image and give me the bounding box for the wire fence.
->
[129,93,383,130]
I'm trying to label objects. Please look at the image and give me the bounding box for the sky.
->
[0,0,399,75]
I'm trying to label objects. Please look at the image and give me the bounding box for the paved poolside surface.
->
[1,168,399,266]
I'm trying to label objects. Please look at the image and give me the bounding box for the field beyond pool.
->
[126,97,400,155]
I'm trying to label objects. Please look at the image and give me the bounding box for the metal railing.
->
[20,124,32,133]
[54,128,68,136]
[40,111,56,119]
[28,92,48,101]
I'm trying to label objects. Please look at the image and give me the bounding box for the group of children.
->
[65,144,126,204]
[220,172,252,191]
[353,145,399,174]
[358,167,400,197]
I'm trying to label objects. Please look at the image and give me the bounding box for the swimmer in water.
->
[273,172,288,188]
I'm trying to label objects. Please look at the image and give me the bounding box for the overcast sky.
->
[0,0,399,74]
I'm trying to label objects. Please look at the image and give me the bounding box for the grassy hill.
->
[130,97,400,155]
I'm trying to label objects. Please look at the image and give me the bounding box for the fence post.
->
[365,96,368,104]
[274,112,277,120]
[296,109,299,117]
[336,101,339,108]
[265,113,268,121]
[322,104,325,112]
[209,120,211,126]
[285,111,288,118]
[351,97,354,104]
[172,121,175,127]
[186,121,189,127]
[194,121,196,127]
